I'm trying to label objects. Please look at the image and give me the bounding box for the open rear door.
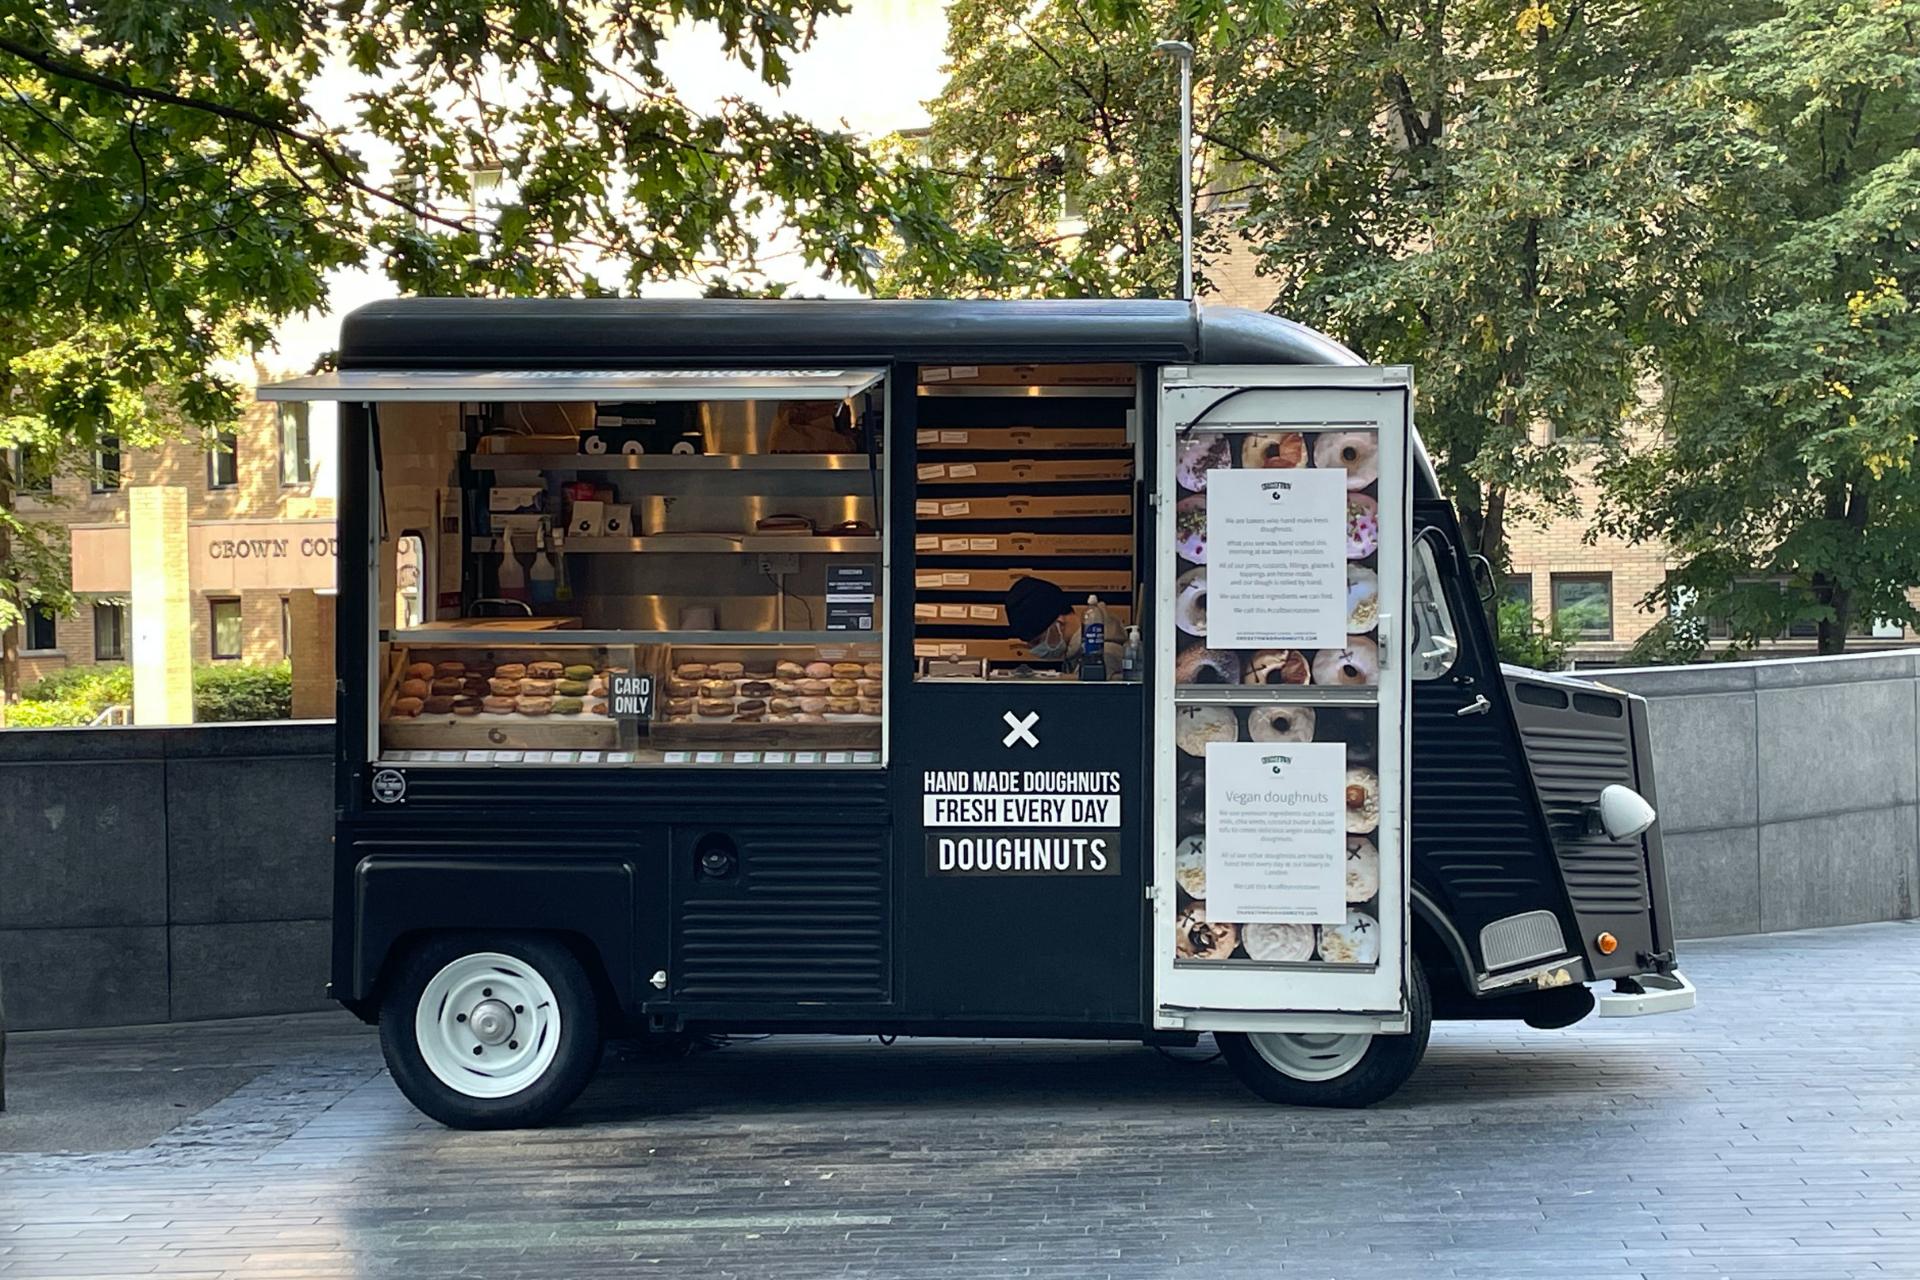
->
[1153,365,1412,1032]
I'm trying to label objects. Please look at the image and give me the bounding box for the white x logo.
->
[1002,710,1040,749]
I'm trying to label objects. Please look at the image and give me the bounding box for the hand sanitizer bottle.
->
[1078,594,1109,682]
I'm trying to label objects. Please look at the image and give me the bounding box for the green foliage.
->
[1592,0,1920,655]
[19,663,132,705]
[191,662,293,723]
[1496,600,1575,671]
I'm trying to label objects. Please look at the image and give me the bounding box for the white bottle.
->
[529,522,558,607]
[1121,624,1143,681]
[497,525,528,603]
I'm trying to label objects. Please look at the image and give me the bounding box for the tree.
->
[0,0,958,700]
[1593,0,1920,655]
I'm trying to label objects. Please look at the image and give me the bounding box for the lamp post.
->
[1152,38,1195,301]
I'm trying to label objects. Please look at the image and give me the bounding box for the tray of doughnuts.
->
[656,648,884,731]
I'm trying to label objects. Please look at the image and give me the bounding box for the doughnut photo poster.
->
[1170,425,1384,968]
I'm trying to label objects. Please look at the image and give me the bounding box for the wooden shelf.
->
[470,453,871,472]
[471,534,881,554]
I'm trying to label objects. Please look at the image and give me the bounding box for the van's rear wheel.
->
[379,934,602,1129]
[1217,954,1432,1108]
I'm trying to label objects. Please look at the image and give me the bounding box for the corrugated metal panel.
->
[1410,694,1560,915]
[674,829,890,1003]
[1512,698,1650,914]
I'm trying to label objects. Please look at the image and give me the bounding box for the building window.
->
[1550,573,1613,641]
[1504,573,1535,611]
[280,596,292,656]
[93,601,127,661]
[210,597,242,659]
[207,430,237,489]
[93,436,120,493]
[24,604,58,652]
[9,444,54,496]
[278,403,313,486]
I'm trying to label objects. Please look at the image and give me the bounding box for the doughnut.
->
[1175,835,1206,898]
[1346,837,1380,903]
[481,695,516,714]
[743,661,776,678]
[1347,566,1380,632]
[667,678,699,698]
[461,676,490,696]
[828,678,859,697]
[399,678,430,699]
[776,661,806,678]
[563,664,595,680]
[711,661,744,677]
[1314,431,1379,488]
[430,677,463,695]
[1176,431,1233,491]
[733,711,764,723]
[434,661,465,677]
[406,662,435,680]
[666,697,693,717]
[1174,646,1241,685]
[489,676,522,696]
[700,679,736,698]
[1243,650,1312,685]
[1177,768,1206,832]
[1174,493,1207,563]
[556,679,589,697]
[857,697,881,716]
[423,695,456,715]
[520,678,557,697]
[795,678,828,696]
[827,696,860,714]
[1243,922,1315,962]
[804,661,834,679]
[1239,431,1308,469]
[769,697,800,714]
[528,661,564,679]
[1345,767,1381,834]
[451,696,482,716]
[1317,910,1380,965]
[772,679,800,695]
[588,701,607,715]
[1248,705,1316,743]
[696,698,732,717]
[736,697,768,714]
[1347,492,1379,560]
[1175,902,1239,961]
[1175,705,1238,756]
[831,662,863,678]
[552,696,584,715]
[863,662,884,679]
[1175,566,1207,637]
[675,662,708,679]
[798,696,829,714]
[856,679,882,698]
[1313,637,1379,686]
[494,663,526,679]
[390,696,423,717]
[517,696,553,716]
[740,680,774,697]
[792,712,826,724]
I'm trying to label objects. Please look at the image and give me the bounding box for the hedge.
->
[5,661,293,726]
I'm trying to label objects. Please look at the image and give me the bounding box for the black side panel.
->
[1408,500,1582,977]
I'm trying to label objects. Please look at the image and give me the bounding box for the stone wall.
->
[1582,650,1920,939]
[0,722,333,1031]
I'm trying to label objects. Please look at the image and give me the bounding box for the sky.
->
[263,1,953,376]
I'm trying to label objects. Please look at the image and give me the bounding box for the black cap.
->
[1006,576,1070,640]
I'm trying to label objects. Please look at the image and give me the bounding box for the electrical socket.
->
[757,552,800,575]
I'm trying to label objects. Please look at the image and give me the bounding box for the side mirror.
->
[1592,784,1657,842]
[1468,553,1497,604]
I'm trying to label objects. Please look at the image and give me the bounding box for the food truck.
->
[263,298,1694,1129]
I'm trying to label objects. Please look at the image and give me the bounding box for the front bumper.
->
[1597,970,1695,1017]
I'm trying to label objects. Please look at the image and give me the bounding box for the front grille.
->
[1480,909,1568,970]
[1517,713,1649,914]
[674,828,889,1004]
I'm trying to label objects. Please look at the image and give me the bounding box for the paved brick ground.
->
[1,921,1916,1279]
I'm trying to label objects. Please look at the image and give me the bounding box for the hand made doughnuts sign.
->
[1205,468,1348,650]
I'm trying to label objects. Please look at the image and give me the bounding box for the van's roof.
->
[336,298,1361,370]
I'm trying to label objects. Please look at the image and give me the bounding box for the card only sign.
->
[610,673,654,721]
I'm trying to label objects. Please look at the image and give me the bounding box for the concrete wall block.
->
[168,921,332,1021]
[0,926,169,1030]
[1757,806,1919,933]
[1584,664,1758,698]
[1641,692,1759,835]
[1755,679,1919,823]
[1751,649,1920,690]
[165,756,333,923]
[1663,827,1761,940]
[0,761,168,929]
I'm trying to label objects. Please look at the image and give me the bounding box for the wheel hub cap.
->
[1248,1030,1372,1082]
[468,999,515,1045]
[413,952,564,1100]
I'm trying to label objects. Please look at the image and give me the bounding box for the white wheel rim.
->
[1248,1031,1372,1083]
[414,952,563,1099]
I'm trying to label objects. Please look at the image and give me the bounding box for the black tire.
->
[379,932,603,1130]
[1216,953,1432,1108]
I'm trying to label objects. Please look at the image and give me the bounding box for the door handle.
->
[1456,694,1492,717]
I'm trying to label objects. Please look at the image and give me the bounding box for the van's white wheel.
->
[1248,1031,1373,1082]
[380,934,602,1129]
[1216,954,1432,1108]
[415,952,563,1099]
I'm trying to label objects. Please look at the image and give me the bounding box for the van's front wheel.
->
[379,934,602,1129]
[1216,954,1431,1108]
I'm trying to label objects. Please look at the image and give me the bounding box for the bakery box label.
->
[926,833,1118,876]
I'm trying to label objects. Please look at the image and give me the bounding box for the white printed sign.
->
[1205,741,1346,924]
[1206,467,1347,649]
[921,768,1122,828]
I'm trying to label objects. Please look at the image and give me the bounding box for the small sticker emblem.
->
[371,769,407,804]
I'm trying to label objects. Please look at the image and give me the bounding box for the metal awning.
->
[256,367,888,403]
